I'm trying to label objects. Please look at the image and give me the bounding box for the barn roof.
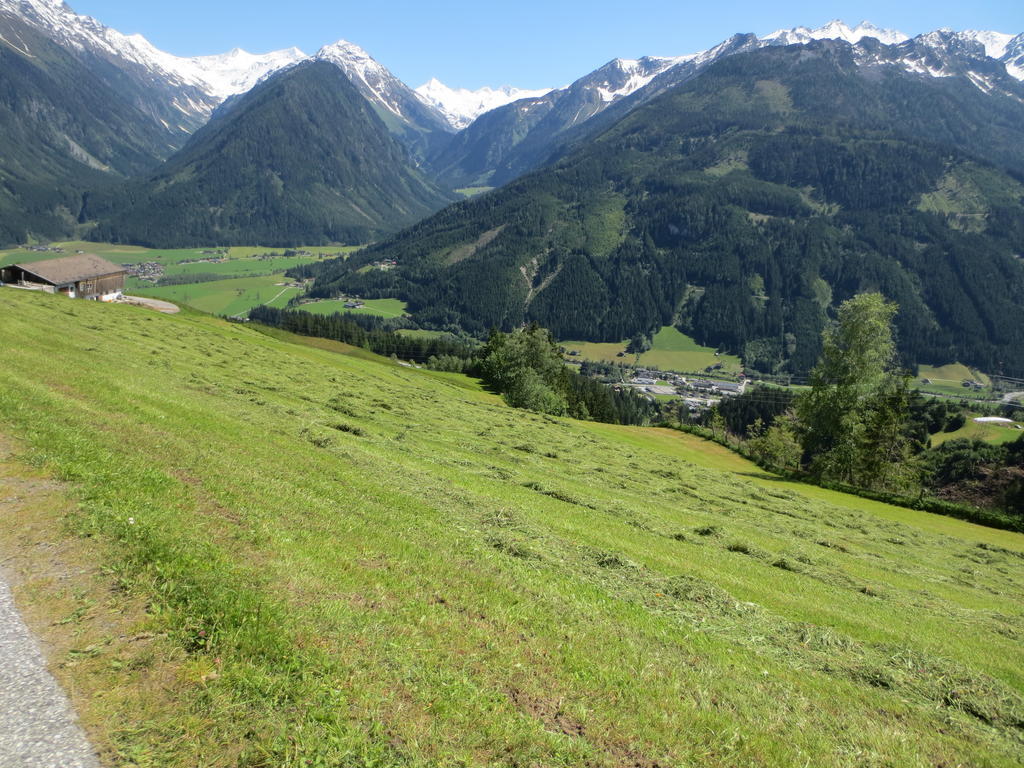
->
[15,254,126,285]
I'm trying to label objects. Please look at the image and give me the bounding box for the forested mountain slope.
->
[0,14,182,245]
[88,61,453,248]
[310,42,1024,375]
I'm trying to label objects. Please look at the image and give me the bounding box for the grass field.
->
[563,327,743,375]
[298,297,408,318]
[0,289,1023,767]
[0,242,354,270]
[0,242,192,268]
[917,363,992,397]
[931,417,1024,446]
[161,256,317,278]
[561,338,635,364]
[132,274,301,316]
[225,245,357,260]
[641,326,743,374]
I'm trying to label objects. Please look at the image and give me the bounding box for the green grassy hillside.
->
[1,289,1022,767]
[932,417,1024,447]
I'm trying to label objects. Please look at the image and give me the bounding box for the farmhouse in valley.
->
[0,254,127,301]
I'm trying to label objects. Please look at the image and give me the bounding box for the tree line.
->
[248,305,475,362]
[692,293,1024,528]
[248,307,659,426]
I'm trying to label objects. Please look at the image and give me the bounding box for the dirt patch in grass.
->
[0,434,189,767]
[507,687,667,767]
[508,686,586,738]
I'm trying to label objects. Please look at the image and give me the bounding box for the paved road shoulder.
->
[0,576,100,767]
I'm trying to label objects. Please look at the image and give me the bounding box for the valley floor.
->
[0,289,1022,767]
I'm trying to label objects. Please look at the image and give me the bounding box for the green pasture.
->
[917,363,992,397]
[225,245,357,259]
[641,326,742,374]
[931,416,1024,446]
[162,256,316,278]
[561,338,634,363]
[133,274,300,317]
[0,289,1022,767]
[298,297,408,318]
[563,327,743,375]
[0,241,355,270]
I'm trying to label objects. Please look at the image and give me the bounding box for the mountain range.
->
[306,37,1024,375]
[2,0,1024,375]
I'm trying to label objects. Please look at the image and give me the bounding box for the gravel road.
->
[120,295,180,313]
[0,577,99,768]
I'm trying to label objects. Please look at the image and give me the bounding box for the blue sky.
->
[71,0,1024,90]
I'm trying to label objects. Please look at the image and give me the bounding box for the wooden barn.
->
[0,254,127,301]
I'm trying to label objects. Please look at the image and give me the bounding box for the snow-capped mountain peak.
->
[314,40,453,136]
[764,20,909,47]
[315,39,392,88]
[315,39,412,118]
[416,78,553,129]
[0,0,306,106]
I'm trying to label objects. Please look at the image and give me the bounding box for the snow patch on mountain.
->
[899,57,955,78]
[999,34,1024,81]
[593,56,689,103]
[960,30,1014,59]
[416,78,553,129]
[173,47,307,101]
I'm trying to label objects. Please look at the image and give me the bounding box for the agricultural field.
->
[132,274,301,317]
[0,241,195,268]
[0,246,358,274]
[1,242,354,272]
[561,338,635,364]
[224,245,357,260]
[641,326,743,374]
[0,289,1022,767]
[159,255,316,279]
[917,363,992,398]
[563,327,743,375]
[931,416,1024,446]
[297,297,408,318]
